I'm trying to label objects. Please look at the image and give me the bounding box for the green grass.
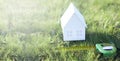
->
[0,0,120,61]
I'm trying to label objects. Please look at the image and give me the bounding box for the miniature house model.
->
[60,3,87,41]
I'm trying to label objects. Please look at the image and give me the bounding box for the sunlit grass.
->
[0,0,120,61]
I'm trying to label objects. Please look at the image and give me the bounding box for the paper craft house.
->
[60,3,87,41]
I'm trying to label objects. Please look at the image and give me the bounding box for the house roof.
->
[61,3,87,29]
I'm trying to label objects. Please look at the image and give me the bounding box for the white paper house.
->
[60,3,87,41]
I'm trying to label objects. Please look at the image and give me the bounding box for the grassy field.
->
[0,0,120,61]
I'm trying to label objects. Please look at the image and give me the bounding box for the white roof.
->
[61,3,87,29]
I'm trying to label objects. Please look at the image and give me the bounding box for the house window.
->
[76,30,82,36]
[67,31,72,37]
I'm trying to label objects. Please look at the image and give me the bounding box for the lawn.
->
[0,0,120,61]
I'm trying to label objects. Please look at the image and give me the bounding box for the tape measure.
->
[57,46,95,51]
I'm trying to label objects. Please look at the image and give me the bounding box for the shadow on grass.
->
[67,32,120,49]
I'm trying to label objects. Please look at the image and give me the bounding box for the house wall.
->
[62,14,86,41]
[63,28,85,41]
